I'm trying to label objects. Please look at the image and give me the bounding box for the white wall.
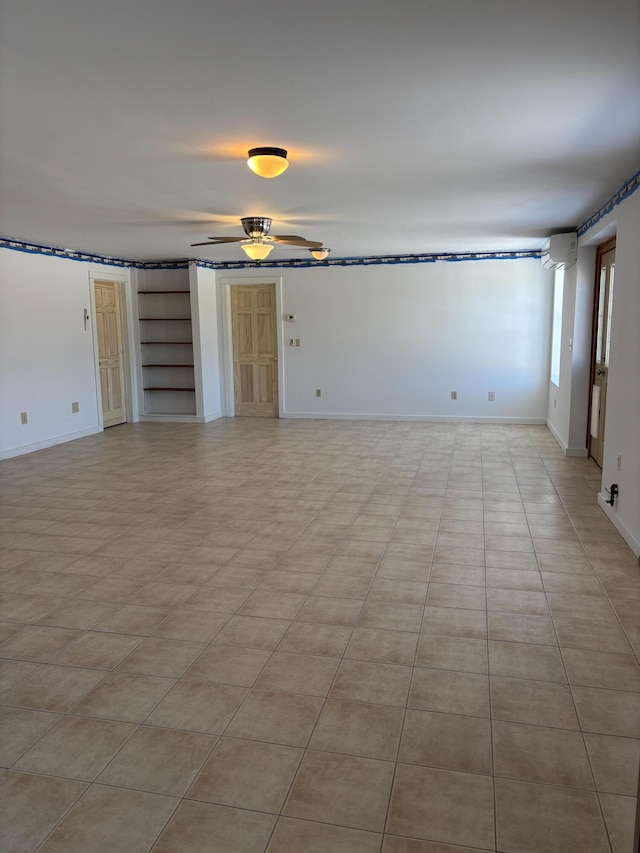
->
[231,258,552,421]
[0,248,132,459]
[595,191,640,554]
[190,263,222,421]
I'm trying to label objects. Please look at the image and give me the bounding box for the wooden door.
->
[94,280,127,427]
[231,284,278,417]
[588,239,616,467]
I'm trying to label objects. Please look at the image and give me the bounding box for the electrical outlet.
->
[451,391,457,400]
[71,401,80,413]
[20,411,28,425]
[316,389,322,397]
[488,391,496,401]
[617,454,622,471]
[295,338,301,347]
[284,314,296,321]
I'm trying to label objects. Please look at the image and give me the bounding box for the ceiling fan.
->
[191,216,323,260]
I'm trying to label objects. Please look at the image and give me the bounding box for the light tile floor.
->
[1,419,639,852]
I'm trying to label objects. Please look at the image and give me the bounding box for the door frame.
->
[586,237,616,462]
[219,275,284,417]
[89,271,135,428]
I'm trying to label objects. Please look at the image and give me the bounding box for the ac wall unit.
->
[541,232,577,270]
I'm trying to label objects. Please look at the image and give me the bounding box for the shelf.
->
[143,363,194,368]
[139,290,190,294]
[144,386,196,391]
[139,318,191,321]
[141,341,193,345]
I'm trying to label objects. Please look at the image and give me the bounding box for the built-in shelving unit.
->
[137,276,197,416]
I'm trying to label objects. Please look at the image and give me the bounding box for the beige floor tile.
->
[209,614,289,649]
[254,651,339,696]
[283,749,394,832]
[75,576,143,603]
[151,799,275,853]
[384,543,433,562]
[146,680,246,734]
[387,763,494,849]
[572,686,640,737]
[492,719,594,789]
[36,600,117,631]
[296,594,363,626]
[426,583,486,611]
[561,647,640,691]
[599,792,637,853]
[429,564,485,587]
[206,565,268,589]
[268,817,381,853]
[51,630,143,669]
[376,558,430,583]
[0,706,61,765]
[484,550,538,571]
[409,668,490,717]
[310,698,404,760]
[584,733,640,796]
[187,736,302,812]
[238,590,307,619]
[260,570,321,594]
[329,658,412,706]
[182,644,270,686]
[14,715,136,781]
[345,627,418,665]
[488,640,566,683]
[547,592,616,622]
[541,572,605,597]
[37,783,177,853]
[399,709,492,774]
[490,676,579,729]
[3,664,106,712]
[277,620,352,657]
[312,574,372,599]
[0,624,82,662]
[0,770,86,853]
[422,606,487,639]
[225,689,322,746]
[117,637,207,678]
[485,567,543,591]
[494,778,610,853]
[382,836,493,852]
[93,604,171,636]
[276,552,330,573]
[486,588,549,616]
[98,725,215,795]
[0,592,64,623]
[487,611,557,645]
[183,585,252,614]
[71,671,173,722]
[153,609,230,642]
[415,634,487,673]
[358,600,424,632]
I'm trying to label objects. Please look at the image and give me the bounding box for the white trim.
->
[283,413,547,423]
[138,414,203,424]
[0,426,103,460]
[218,275,284,419]
[597,493,640,558]
[546,419,588,456]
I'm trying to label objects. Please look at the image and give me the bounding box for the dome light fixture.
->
[241,241,274,261]
[247,147,289,178]
[309,248,331,261]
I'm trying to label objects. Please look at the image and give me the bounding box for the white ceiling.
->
[1,0,639,262]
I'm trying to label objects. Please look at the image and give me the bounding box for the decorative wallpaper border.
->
[577,169,640,237]
[2,168,638,269]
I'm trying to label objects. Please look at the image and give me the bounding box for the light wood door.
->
[231,284,278,417]
[94,280,127,427]
[589,239,615,467]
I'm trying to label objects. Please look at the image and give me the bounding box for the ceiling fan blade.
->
[274,238,324,248]
[190,237,244,246]
[271,235,307,242]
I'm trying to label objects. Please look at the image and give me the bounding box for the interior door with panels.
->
[589,239,615,467]
[231,284,279,417]
[94,280,127,427]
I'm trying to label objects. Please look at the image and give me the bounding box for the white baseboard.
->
[138,412,224,424]
[0,426,103,460]
[546,420,588,457]
[202,411,224,423]
[597,494,640,558]
[283,412,547,424]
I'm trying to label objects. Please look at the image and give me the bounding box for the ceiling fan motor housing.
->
[241,217,272,238]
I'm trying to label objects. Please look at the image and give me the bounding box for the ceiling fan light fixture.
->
[247,147,289,178]
[241,241,274,261]
[310,248,330,261]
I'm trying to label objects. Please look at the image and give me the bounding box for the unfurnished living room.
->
[1,2,639,852]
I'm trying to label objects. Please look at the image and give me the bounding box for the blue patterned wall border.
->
[202,250,541,270]
[0,237,191,269]
[577,169,640,237]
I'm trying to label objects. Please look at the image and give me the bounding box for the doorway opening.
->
[229,283,279,417]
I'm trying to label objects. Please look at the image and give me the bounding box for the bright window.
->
[550,268,564,386]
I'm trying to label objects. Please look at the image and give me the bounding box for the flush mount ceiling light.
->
[241,241,274,261]
[309,248,331,261]
[247,147,289,178]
